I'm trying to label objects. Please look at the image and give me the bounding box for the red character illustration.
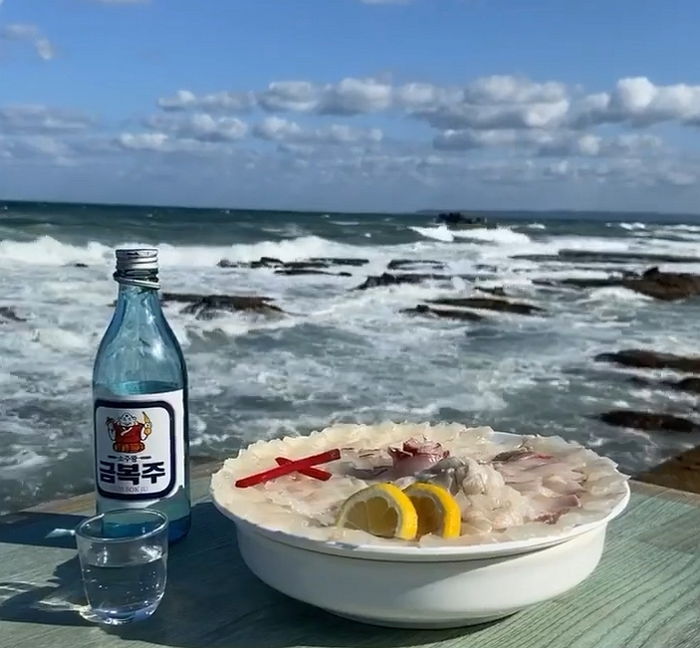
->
[106,412,153,453]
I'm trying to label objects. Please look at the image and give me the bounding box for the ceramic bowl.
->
[213,482,629,628]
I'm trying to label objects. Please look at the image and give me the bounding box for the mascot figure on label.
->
[106,412,153,453]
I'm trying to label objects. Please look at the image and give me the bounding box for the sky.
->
[1,0,700,213]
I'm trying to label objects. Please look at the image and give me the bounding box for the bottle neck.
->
[115,283,162,317]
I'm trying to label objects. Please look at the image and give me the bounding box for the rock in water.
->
[218,257,284,269]
[595,349,700,373]
[251,257,285,268]
[672,377,700,394]
[543,267,700,301]
[161,293,284,320]
[476,286,507,297]
[513,250,700,265]
[309,257,369,266]
[622,267,700,300]
[427,297,544,315]
[387,259,445,270]
[400,304,484,321]
[218,257,367,270]
[598,410,700,433]
[282,261,329,269]
[0,306,26,323]
[353,273,450,290]
[274,269,352,277]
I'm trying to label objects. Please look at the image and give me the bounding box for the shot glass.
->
[75,508,168,625]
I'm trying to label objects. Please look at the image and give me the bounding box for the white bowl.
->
[211,430,630,628]
[232,518,609,628]
[213,484,629,628]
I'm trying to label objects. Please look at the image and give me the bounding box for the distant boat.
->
[434,212,495,229]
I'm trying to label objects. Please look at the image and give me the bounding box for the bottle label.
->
[93,389,185,502]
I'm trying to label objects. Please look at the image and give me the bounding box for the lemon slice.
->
[403,482,461,538]
[336,483,418,540]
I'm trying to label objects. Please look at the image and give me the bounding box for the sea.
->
[2,201,700,514]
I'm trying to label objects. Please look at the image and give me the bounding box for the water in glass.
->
[76,508,168,625]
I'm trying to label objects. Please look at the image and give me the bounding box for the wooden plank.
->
[0,478,698,648]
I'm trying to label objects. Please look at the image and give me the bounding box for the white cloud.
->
[319,78,392,114]
[146,113,248,141]
[253,116,303,141]
[256,78,392,115]
[115,132,225,155]
[433,127,662,159]
[462,76,567,105]
[413,75,571,131]
[158,89,254,112]
[0,23,55,60]
[570,77,700,127]
[117,133,169,151]
[0,105,92,132]
[158,76,568,124]
[423,99,570,131]
[258,81,321,112]
[253,116,382,145]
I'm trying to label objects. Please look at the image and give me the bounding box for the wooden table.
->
[1,465,699,648]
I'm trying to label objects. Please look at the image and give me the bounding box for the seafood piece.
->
[337,448,392,479]
[491,449,584,524]
[530,494,582,524]
[388,437,449,478]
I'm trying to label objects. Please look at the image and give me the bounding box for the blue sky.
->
[1,0,700,213]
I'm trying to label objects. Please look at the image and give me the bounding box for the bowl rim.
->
[210,430,631,561]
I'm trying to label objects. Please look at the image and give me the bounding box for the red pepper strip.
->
[275,457,331,481]
[235,448,341,488]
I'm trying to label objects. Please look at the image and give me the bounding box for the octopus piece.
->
[388,437,449,478]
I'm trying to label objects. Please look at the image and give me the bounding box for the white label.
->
[93,389,185,503]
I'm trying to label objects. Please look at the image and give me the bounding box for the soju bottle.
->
[92,249,191,543]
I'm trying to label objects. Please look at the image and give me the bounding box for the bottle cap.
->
[114,249,159,289]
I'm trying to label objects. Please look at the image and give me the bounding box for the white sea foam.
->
[0,235,368,268]
[0,236,112,266]
[409,224,454,242]
[584,287,653,303]
[452,227,532,246]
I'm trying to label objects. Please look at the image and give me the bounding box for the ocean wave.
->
[408,224,533,247]
[408,224,454,242]
[660,224,700,233]
[452,227,532,245]
[618,222,647,231]
[584,286,653,303]
[0,234,367,267]
[0,449,51,477]
[0,236,112,266]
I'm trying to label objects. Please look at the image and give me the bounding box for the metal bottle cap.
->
[114,248,159,289]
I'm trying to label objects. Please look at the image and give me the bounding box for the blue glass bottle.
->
[92,249,191,543]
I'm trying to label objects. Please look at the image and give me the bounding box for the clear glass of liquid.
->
[75,508,168,625]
